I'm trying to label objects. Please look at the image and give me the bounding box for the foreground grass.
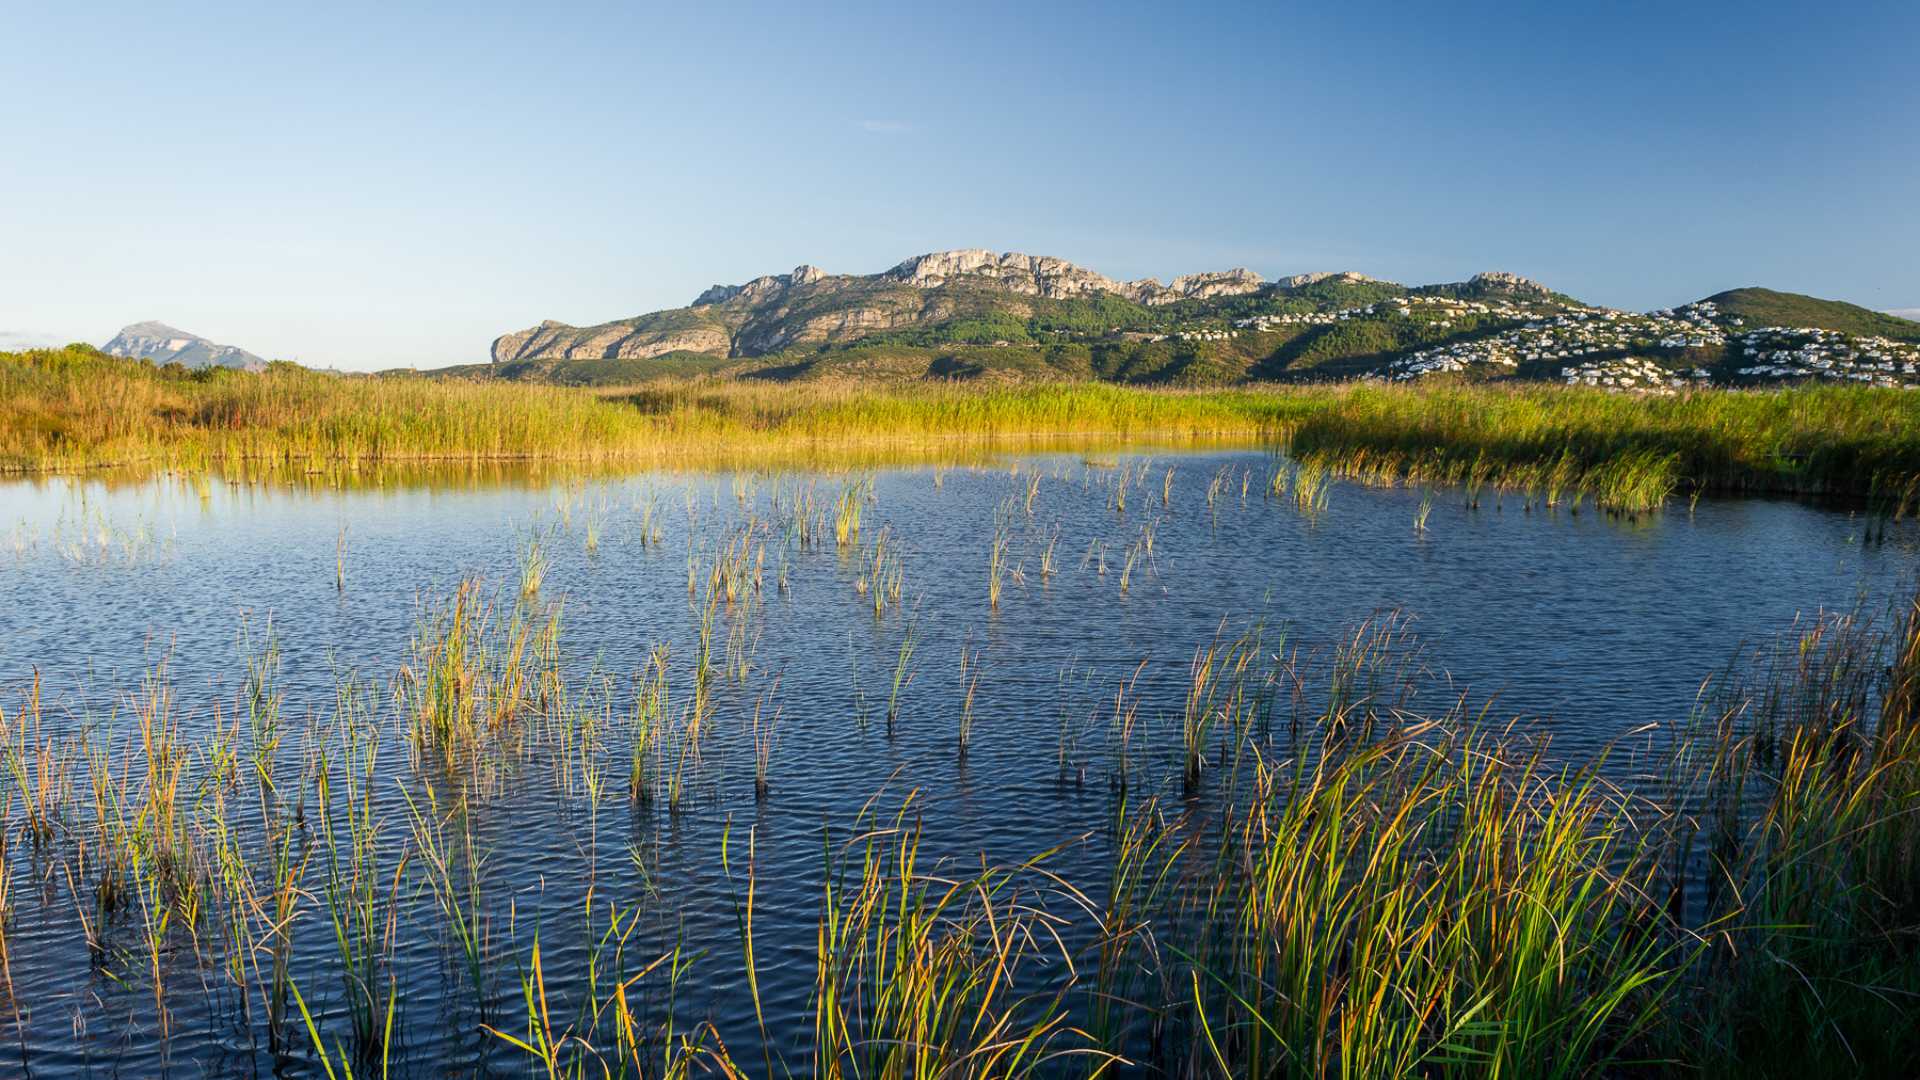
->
[7,345,1920,510]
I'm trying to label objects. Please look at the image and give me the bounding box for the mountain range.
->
[473,250,1920,391]
[101,321,266,371]
[488,250,1568,368]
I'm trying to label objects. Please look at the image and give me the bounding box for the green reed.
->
[1668,593,1920,1073]
[750,682,779,800]
[885,623,918,735]
[402,780,490,1014]
[315,692,401,1057]
[812,798,1111,1079]
[833,479,865,549]
[988,528,1008,611]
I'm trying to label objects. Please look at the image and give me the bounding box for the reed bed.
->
[0,348,1282,476]
[1284,382,1920,513]
[10,347,1920,512]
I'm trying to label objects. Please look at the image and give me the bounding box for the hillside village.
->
[1235,294,1544,332]
[1378,302,1730,385]
[1367,299,1920,392]
[1734,328,1920,387]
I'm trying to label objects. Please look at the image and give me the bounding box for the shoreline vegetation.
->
[6,344,1920,513]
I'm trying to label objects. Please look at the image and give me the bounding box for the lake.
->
[0,447,1914,1076]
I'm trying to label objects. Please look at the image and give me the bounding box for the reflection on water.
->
[0,449,1914,1076]
[3,430,1272,495]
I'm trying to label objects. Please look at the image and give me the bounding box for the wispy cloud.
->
[859,119,914,135]
[1887,308,1920,321]
[0,329,69,349]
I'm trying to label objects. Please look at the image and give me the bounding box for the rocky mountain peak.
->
[692,283,743,307]
[1274,271,1379,290]
[884,249,1266,305]
[883,249,1128,299]
[117,319,191,338]
[1468,271,1553,298]
[1166,268,1265,302]
[694,263,832,307]
[102,322,266,371]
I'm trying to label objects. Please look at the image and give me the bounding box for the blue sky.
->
[2,1,1916,369]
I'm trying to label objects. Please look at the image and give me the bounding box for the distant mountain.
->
[489,249,1559,368]
[102,321,266,371]
[471,251,1920,393]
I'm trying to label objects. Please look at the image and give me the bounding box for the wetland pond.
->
[1,446,1916,1077]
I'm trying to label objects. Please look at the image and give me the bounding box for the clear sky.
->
[3,1,1916,370]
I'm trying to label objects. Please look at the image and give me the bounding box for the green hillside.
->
[1706,288,1920,341]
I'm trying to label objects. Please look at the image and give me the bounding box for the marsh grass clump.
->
[1291,459,1331,514]
[1667,593,1920,1074]
[519,534,549,600]
[2,674,63,847]
[750,681,780,800]
[634,486,666,547]
[1117,728,1679,1078]
[629,645,669,804]
[401,579,535,750]
[813,798,1110,1079]
[1266,460,1290,500]
[833,478,867,548]
[1177,626,1267,792]
[859,526,906,617]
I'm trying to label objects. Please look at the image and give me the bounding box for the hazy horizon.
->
[4,1,1917,371]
